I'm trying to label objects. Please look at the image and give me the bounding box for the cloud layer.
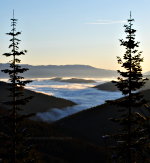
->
[27,79,123,122]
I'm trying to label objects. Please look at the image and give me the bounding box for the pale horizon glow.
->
[0,0,150,72]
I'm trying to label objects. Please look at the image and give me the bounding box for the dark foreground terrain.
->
[0,107,108,162]
[0,81,150,162]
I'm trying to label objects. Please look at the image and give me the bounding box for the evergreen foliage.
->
[111,12,150,163]
[1,11,33,162]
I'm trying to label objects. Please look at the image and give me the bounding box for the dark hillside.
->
[55,89,150,146]
[0,81,76,115]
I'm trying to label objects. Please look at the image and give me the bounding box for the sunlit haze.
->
[0,0,150,72]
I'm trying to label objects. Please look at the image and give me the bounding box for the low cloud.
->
[27,79,123,122]
[86,19,127,25]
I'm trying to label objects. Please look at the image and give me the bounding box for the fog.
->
[27,78,122,122]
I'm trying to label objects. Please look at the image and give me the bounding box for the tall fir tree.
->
[111,12,150,163]
[1,11,33,162]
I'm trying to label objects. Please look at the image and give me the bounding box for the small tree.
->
[111,12,149,163]
[1,11,33,162]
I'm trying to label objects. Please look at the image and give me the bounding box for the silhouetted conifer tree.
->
[1,11,33,162]
[111,12,150,163]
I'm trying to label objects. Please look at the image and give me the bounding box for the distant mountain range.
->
[0,63,118,78]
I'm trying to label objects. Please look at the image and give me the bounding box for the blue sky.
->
[0,0,150,72]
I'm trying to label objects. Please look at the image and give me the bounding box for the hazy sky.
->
[0,0,150,72]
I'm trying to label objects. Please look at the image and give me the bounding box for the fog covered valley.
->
[25,77,123,122]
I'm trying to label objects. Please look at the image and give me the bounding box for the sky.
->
[0,0,150,72]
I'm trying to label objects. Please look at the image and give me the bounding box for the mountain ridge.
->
[0,63,117,78]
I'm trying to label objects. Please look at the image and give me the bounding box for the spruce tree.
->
[111,12,149,163]
[1,11,33,162]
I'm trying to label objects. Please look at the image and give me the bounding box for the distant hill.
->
[94,81,118,92]
[50,77,96,83]
[0,63,117,78]
[93,78,150,92]
[144,71,150,76]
